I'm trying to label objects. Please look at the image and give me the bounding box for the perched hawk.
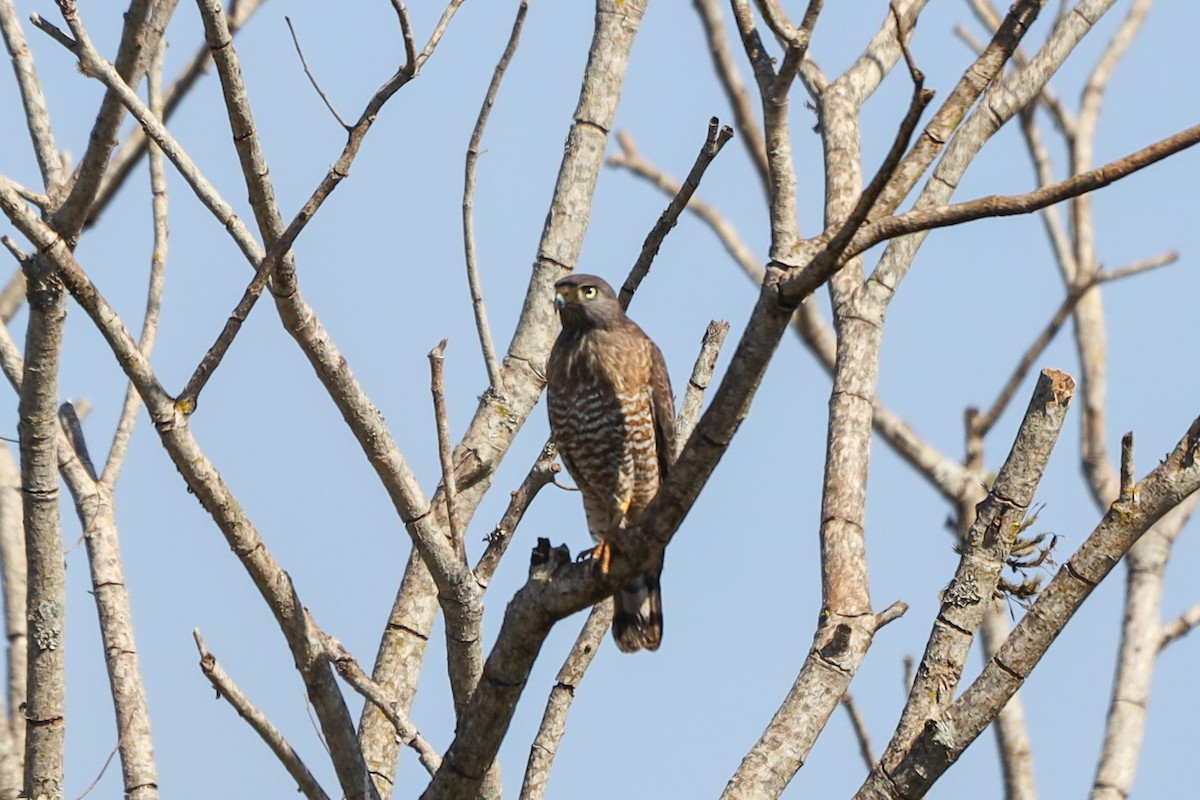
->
[546,274,676,653]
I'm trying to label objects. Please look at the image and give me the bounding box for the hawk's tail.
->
[613,567,663,653]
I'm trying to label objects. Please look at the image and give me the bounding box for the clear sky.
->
[1,1,1198,798]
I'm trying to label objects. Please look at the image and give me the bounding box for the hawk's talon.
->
[591,540,613,575]
[573,542,614,574]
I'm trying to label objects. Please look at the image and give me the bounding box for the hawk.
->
[546,274,676,653]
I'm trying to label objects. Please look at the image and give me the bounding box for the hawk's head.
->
[554,274,623,331]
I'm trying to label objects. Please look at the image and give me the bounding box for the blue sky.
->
[1,1,1198,798]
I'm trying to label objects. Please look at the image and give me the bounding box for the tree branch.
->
[971,253,1178,439]
[518,602,612,800]
[617,117,734,310]
[474,445,560,589]
[1160,602,1200,652]
[0,0,64,189]
[882,369,1074,767]
[18,254,66,800]
[691,0,770,192]
[0,446,24,795]
[463,0,528,391]
[860,415,1200,799]
[46,0,172,240]
[194,630,331,800]
[0,176,379,799]
[101,36,169,488]
[846,123,1200,261]
[323,634,442,777]
[87,0,269,227]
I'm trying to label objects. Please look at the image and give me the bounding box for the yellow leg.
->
[592,540,612,575]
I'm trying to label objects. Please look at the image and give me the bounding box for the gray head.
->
[554,274,624,332]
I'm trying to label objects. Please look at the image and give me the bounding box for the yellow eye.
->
[581,285,598,299]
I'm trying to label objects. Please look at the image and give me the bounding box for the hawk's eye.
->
[581,285,598,299]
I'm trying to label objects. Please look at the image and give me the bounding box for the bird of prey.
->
[546,274,676,652]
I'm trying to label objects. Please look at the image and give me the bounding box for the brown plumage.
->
[546,274,676,653]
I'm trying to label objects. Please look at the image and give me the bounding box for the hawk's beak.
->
[554,288,571,310]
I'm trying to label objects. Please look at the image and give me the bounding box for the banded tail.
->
[613,566,663,653]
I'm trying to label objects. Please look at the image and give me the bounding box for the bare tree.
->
[0,1,1196,799]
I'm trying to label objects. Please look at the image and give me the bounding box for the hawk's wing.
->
[648,340,676,477]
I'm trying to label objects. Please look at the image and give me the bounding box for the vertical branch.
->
[691,0,770,191]
[18,260,66,800]
[357,553,438,799]
[1071,0,1151,507]
[102,36,169,487]
[1,303,161,798]
[0,0,65,189]
[59,424,159,800]
[428,341,462,559]
[841,693,875,772]
[88,0,269,225]
[463,0,529,390]
[0,446,24,797]
[518,602,612,800]
[965,410,1037,800]
[52,0,173,239]
[729,0,802,257]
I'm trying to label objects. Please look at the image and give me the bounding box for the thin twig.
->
[171,0,463,411]
[972,252,1179,437]
[847,123,1200,262]
[28,13,76,50]
[873,600,908,630]
[193,631,331,800]
[841,693,875,771]
[0,267,26,326]
[6,179,50,210]
[414,0,466,72]
[71,743,118,800]
[57,402,97,481]
[609,128,762,274]
[1160,604,1200,652]
[429,340,462,558]
[321,634,442,775]
[692,0,769,190]
[617,117,734,310]
[103,37,170,487]
[474,443,559,587]
[285,16,350,129]
[676,321,730,455]
[463,0,529,390]
[1118,432,1135,506]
